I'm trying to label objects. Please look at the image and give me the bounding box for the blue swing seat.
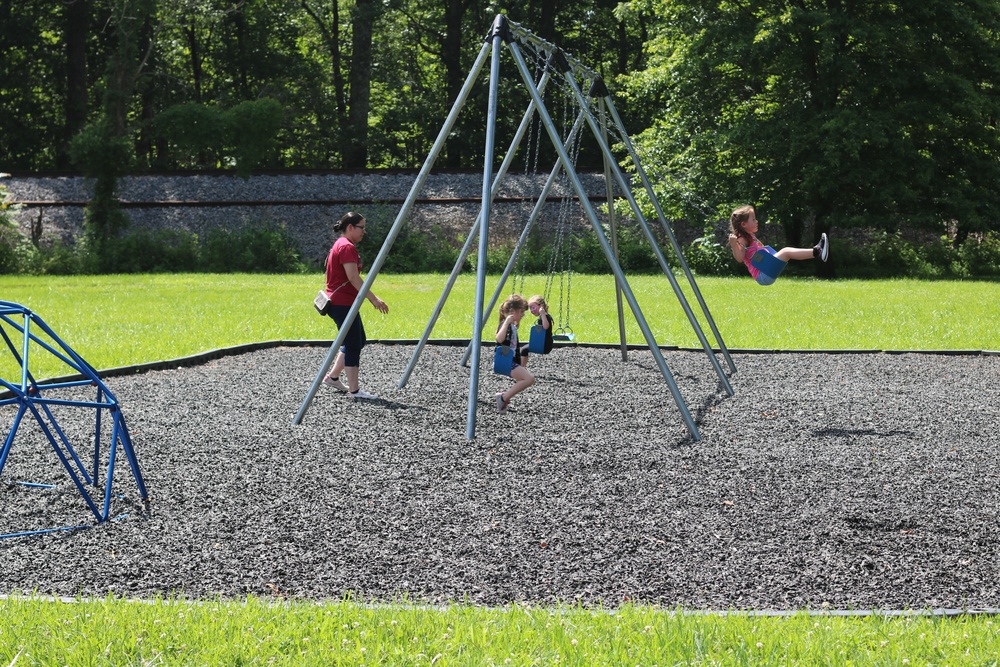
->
[528,324,548,354]
[750,246,787,286]
[493,345,514,376]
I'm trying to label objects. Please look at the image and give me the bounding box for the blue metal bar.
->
[0,322,23,368]
[94,385,104,481]
[18,397,112,410]
[0,313,86,376]
[40,402,95,486]
[23,401,102,520]
[1,524,91,540]
[115,412,149,503]
[102,418,121,521]
[0,403,27,479]
[20,313,29,391]
[466,19,505,440]
[20,379,101,393]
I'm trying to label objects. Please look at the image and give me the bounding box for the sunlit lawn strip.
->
[2,274,998,380]
[1,596,999,666]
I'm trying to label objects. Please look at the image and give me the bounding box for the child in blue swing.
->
[520,294,553,366]
[728,205,829,283]
[495,294,536,414]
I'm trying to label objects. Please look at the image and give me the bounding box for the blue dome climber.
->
[0,300,149,539]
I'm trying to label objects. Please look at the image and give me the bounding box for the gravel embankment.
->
[5,173,622,264]
[2,344,999,610]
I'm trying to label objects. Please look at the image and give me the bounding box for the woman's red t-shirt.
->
[325,237,362,306]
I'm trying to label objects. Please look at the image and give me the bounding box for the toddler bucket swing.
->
[527,322,551,354]
[493,344,514,376]
[750,246,788,286]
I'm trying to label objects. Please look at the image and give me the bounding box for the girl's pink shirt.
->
[741,236,765,280]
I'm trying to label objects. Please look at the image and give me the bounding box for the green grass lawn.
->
[2,595,999,666]
[2,272,1000,665]
[2,273,998,380]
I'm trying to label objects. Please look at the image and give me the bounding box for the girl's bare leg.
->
[775,247,815,261]
[502,366,535,403]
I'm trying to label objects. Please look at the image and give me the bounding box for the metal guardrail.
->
[10,194,617,208]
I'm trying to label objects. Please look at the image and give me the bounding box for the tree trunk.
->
[64,0,89,168]
[184,19,203,103]
[300,0,347,159]
[345,0,380,168]
[442,0,466,168]
[536,0,558,42]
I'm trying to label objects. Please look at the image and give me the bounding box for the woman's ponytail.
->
[334,211,365,233]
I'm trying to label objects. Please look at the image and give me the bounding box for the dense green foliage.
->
[2,0,999,277]
[0,0,649,172]
[0,221,309,275]
[624,0,1000,267]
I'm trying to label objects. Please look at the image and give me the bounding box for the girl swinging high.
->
[728,205,829,285]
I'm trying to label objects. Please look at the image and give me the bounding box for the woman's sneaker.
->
[323,376,348,393]
[350,389,379,400]
[815,233,829,262]
[495,393,509,414]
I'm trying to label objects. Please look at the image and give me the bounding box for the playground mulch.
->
[2,344,999,611]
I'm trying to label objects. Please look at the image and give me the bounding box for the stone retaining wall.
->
[5,172,694,267]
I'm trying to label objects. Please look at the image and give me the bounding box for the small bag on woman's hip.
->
[314,280,350,316]
[313,290,331,316]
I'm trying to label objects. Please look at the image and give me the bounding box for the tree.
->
[627,0,1000,273]
[344,0,382,167]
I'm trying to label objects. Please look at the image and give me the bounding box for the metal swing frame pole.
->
[398,69,553,389]
[508,42,701,441]
[602,99,737,375]
[562,75,733,397]
[466,18,507,440]
[293,40,493,425]
[458,108,587,368]
[599,97,629,362]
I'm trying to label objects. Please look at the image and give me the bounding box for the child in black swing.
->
[495,294,536,414]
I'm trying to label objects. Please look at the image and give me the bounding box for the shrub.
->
[199,223,306,273]
[959,233,1000,278]
[684,234,740,276]
[100,229,201,273]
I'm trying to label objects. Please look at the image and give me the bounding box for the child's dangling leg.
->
[774,233,829,263]
[496,365,535,414]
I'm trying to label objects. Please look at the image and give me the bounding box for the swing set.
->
[295,16,736,441]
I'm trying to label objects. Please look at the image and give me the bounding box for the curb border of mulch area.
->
[1,593,998,618]
[7,339,998,395]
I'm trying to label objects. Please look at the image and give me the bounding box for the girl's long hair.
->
[730,205,755,245]
[499,294,528,320]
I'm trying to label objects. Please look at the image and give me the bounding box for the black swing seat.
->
[552,326,574,342]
